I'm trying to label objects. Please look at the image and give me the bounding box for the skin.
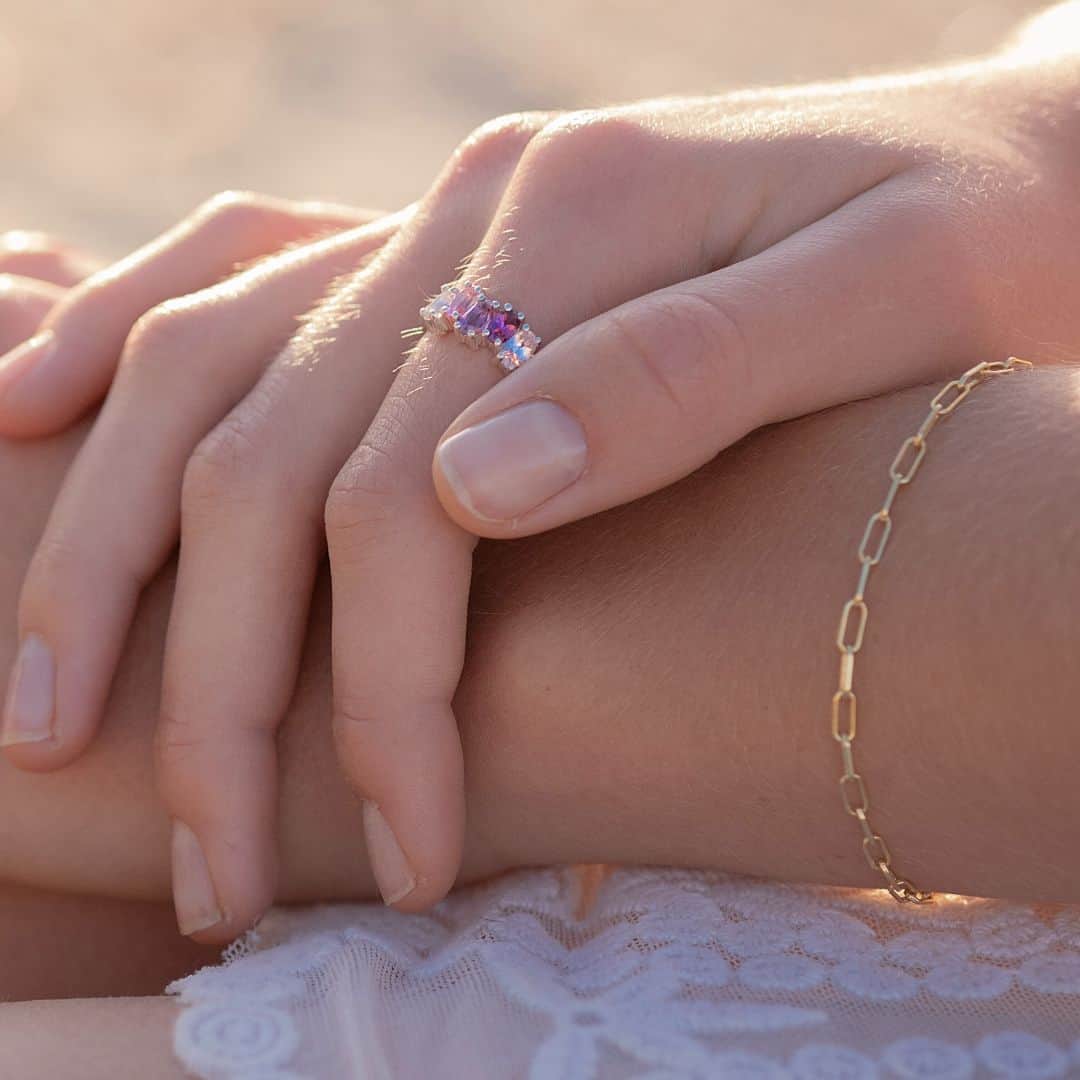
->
[3,10,1080,944]
[2,283,1080,1071]
[4,362,1080,1071]
[4,362,1080,931]
[0,10,1077,1072]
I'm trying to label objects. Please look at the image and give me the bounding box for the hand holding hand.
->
[2,17,1078,942]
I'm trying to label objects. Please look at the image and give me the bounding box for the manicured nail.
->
[1,634,56,747]
[435,399,588,522]
[172,821,224,936]
[0,330,57,398]
[362,801,416,906]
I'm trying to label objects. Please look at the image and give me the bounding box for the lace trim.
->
[167,867,1080,1079]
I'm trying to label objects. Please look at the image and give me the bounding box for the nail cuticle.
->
[435,400,588,523]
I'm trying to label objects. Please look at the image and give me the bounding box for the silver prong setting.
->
[419,282,542,374]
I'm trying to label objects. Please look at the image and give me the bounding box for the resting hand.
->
[0,194,404,938]
[3,12,1079,942]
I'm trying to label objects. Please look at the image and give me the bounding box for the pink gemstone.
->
[447,283,479,323]
[459,299,493,337]
[421,287,455,330]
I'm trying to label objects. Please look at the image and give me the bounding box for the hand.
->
[4,15,1079,942]
[0,159,546,939]
[0,192,384,437]
[331,35,1078,913]
[0,192,408,937]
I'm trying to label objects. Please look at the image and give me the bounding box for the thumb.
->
[432,195,973,538]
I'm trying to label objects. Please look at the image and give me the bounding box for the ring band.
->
[420,282,541,374]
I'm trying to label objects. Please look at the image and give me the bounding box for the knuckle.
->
[503,112,659,227]
[605,290,751,426]
[332,693,379,736]
[154,709,209,780]
[194,189,275,238]
[182,415,271,514]
[528,110,648,181]
[324,443,401,548]
[121,300,208,375]
[154,709,198,758]
[460,113,546,167]
[324,398,432,560]
[22,532,84,608]
[25,519,152,602]
[437,112,547,202]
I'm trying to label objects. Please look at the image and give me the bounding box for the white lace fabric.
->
[167,867,1080,1079]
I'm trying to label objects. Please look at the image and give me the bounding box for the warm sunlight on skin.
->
[0,231,44,253]
[2,11,1080,947]
[1014,0,1080,52]
[0,3,1078,1073]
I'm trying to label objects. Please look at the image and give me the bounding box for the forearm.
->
[472,364,1080,902]
[1,366,1078,905]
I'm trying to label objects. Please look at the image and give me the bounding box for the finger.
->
[0,275,65,354]
[327,128,705,913]
[0,193,375,438]
[0,214,403,780]
[157,144,529,942]
[433,178,980,537]
[211,117,538,915]
[0,231,104,287]
[320,109,740,910]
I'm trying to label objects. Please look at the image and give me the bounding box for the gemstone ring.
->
[420,282,541,374]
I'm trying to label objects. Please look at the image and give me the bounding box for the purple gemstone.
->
[486,307,521,343]
[459,301,493,337]
[447,283,479,322]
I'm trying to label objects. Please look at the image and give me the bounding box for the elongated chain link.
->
[831,356,1032,903]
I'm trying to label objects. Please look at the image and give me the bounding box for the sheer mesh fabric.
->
[168,867,1080,1079]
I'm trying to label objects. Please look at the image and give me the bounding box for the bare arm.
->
[1,365,1077,910]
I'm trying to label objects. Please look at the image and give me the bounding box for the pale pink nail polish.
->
[1,634,56,747]
[362,801,416,906]
[172,821,224,936]
[435,400,588,522]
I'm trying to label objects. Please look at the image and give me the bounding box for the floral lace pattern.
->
[168,868,1080,1079]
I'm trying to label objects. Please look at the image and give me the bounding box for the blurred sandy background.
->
[0,0,1043,257]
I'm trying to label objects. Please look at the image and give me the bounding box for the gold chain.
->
[831,356,1032,904]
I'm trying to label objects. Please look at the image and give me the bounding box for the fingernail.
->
[1,634,56,747]
[172,821,224,936]
[0,330,57,397]
[362,801,416,906]
[435,399,588,522]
